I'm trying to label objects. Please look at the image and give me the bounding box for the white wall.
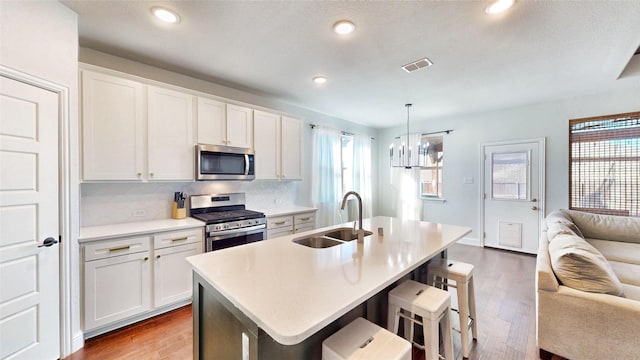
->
[78,48,379,226]
[0,0,81,355]
[376,88,640,243]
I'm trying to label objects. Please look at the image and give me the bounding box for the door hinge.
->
[483,232,486,239]
[484,193,487,199]
[59,235,62,244]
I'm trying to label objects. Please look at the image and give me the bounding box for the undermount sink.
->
[292,227,374,248]
[323,228,373,241]
[292,236,344,249]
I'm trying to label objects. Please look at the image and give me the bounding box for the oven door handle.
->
[208,225,265,241]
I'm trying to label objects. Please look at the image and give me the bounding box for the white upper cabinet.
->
[226,104,253,149]
[196,97,226,145]
[82,70,145,181]
[253,113,302,180]
[254,110,281,180]
[197,100,253,149]
[81,69,196,182]
[147,85,195,181]
[280,116,303,180]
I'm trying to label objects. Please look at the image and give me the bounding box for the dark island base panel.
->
[192,262,435,360]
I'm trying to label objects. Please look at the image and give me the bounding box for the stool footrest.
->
[397,310,423,327]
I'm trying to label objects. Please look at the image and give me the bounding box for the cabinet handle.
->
[109,245,130,252]
[149,172,154,177]
[156,255,161,259]
[171,237,189,242]
[299,217,311,221]
[144,257,149,261]
[274,221,286,225]
[137,172,142,177]
[281,174,285,179]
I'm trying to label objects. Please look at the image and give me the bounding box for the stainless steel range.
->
[190,193,266,252]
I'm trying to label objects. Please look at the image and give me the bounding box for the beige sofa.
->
[536,209,640,359]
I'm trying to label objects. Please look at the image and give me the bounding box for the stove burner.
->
[191,209,265,224]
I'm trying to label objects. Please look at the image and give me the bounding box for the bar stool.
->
[428,258,478,359]
[322,317,411,360]
[387,280,454,360]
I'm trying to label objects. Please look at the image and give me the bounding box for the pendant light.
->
[390,104,424,169]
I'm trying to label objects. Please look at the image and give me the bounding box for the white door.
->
[153,242,201,307]
[196,97,226,146]
[225,104,253,149]
[482,139,545,254]
[0,76,60,359]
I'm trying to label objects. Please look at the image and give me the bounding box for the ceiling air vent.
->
[402,57,433,73]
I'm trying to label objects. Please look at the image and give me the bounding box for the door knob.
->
[531,198,537,202]
[38,237,58,247]
[532,206,538,210]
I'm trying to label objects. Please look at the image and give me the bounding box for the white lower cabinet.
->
[266,211,317,239]
[154,242,201,307]
[83,228,203,336]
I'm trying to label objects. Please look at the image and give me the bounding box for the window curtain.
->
[311,126,342,227]
[352,134,373,218]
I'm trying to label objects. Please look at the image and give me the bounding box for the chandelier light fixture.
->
[390,104,426,169]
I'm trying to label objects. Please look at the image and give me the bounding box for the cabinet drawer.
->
[295,224,315,234]
[84,235,151,262]
[267,227,294,239]
[294,212,316,226]
[267,216,293,229]
[154,228,203,249]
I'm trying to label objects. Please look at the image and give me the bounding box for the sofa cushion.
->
[587,238,640,265]
[549,234,625,297]
[608,260,640,287]
[621,284,640,301]
[566,210,640,244]
[546,210,584,238]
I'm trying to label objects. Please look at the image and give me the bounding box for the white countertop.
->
[257,206,318,217]
[187,216,471,345]
[79,218,205,243]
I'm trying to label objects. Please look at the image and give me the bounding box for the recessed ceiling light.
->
[151,7,180,23]
[484,0,515,15]
[312,76,328,85]
[333,20,355,35]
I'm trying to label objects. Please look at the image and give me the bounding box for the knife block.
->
[172,202,186,220]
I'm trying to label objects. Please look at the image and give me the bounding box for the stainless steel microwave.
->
[196,144,255,180]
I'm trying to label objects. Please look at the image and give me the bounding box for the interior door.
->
[0,76,60,359]
[483,139,545,254]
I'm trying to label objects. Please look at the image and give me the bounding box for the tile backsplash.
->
[81,181,301,227]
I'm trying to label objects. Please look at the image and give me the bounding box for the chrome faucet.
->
[341,191,364,242]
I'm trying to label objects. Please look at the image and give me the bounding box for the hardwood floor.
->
[66,244,558,360]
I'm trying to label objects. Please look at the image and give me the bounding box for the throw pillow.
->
[549,234,625,297]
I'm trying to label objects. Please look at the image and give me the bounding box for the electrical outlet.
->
[133,209,146,217]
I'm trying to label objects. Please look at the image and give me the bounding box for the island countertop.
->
[187,216,471,346]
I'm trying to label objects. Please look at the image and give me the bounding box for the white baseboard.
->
[71,331,84,354]
[456,236,481,247]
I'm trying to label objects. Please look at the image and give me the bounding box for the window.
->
[419,135,444,199]
[491,152,529,200]
[340,134,354,193]
[569,112,640,217]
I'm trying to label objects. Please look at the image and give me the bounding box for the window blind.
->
[569,112,640,217]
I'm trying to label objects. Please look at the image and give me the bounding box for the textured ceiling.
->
[62,1,640,128]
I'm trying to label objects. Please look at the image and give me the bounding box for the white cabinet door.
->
[226,104,253,149]
[84,252,151,331]
[197,97,226,146]
[254,110,280,180]
[81,70,145,180]
[281,116,303,180]
[153,242,202,307]
[147,85,195,181]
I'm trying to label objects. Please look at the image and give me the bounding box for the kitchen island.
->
[187,216,471,359]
